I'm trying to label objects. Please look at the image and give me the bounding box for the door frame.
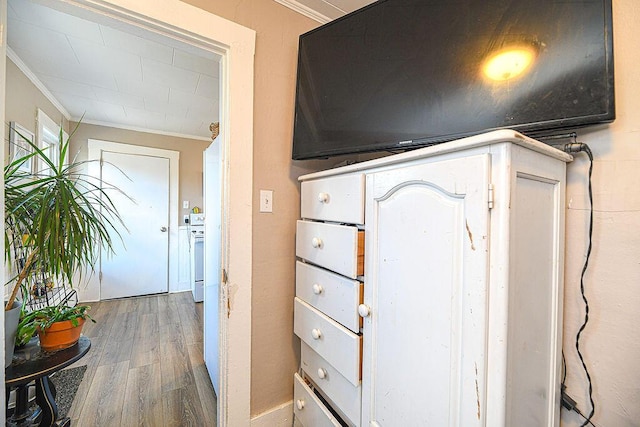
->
[85,140,179,300]
[19,1,255,425]
[1,0,8,420]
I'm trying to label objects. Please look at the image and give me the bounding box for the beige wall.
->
[561,1,640,426]
[5,57,69,160]
[68,123,210,222]
[192,0,640,424]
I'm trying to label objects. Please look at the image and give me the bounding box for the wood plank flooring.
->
[63,292,217,426]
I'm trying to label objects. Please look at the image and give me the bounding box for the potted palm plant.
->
[16,304,95,351]
[4,122,124,356]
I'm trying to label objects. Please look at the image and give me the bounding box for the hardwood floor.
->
[64,292,217,426]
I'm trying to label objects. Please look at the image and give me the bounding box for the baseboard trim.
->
[250,400,293,427]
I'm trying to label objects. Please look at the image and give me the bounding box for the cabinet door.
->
[362,154,490,427]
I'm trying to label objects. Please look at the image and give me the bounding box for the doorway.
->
[1,1,255,425]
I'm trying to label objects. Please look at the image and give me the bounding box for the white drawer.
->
[302,342,361,426]
[294,297,361,386]
[296,261,362,333]
[301,174,365,225]
[296,220,364,279]
[294,373,342,427]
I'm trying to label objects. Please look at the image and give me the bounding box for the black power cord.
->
[559,141,596,427]
[562,385,598,427]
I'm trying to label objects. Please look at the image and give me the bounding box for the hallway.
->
[65,292,216,426]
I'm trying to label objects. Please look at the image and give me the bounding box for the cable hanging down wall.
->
[553,136,596,427]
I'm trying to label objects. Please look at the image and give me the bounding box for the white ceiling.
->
[275,0,376,23]
[5,0,373,140]
[7,0,220,141]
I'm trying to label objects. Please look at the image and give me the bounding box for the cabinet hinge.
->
[99,271,103,282]
[488,184,494,210]
[222,268,228,284]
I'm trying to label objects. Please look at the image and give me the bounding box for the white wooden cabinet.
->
[294,130,572,427]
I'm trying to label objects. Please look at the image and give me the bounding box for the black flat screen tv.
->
[292,0,614,160]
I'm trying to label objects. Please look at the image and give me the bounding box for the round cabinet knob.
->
[160,226,168,232]
[317,368,327,379]
[358,304,371,318]
[296,399,305,410]
[312,284,323,295]
[311,237,323,248]
[318,192,330,203]
[311,328,322,340]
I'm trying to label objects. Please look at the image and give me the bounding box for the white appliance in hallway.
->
[190,213,205,303]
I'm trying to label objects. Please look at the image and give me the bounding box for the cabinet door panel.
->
[362,154,490,427]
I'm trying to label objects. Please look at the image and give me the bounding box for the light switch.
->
[183,200,189,209]
[260,190,273,213]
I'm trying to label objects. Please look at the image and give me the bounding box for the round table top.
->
[5,336,91,387]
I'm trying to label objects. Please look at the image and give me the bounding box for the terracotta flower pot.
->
[37,317,85,352]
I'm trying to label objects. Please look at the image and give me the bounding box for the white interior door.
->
[100,151,170,299]
[204,141,221,395]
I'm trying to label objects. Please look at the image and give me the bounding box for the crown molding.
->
[77,117,211,142]
[273,0,334,24]
[6,47,72,121]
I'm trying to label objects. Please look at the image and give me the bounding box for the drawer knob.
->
[317,368,327,379]
[318,192,330,203]
[311,328,322,340]
[296,399,305,410]
[312,284,323,295]
[358,304,371,318]
[311,237,323,248]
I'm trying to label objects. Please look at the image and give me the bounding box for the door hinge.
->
[222,268,228,284]
[99,271,103,282]
[488,184,494,210]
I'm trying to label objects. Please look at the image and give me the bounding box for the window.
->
[36,109,68,174]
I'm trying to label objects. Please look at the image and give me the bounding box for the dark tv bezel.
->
[291,0,615,160]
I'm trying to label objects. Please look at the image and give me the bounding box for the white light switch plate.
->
[183,200,189,209]
[260,190,273,213]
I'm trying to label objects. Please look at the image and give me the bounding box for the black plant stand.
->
[5,336,90,427]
